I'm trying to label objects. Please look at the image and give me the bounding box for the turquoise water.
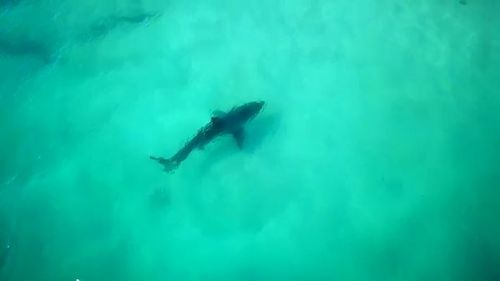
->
[1,1,499,280]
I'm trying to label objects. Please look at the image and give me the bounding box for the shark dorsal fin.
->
[231,127,245,149]
[211,116,222,124]
[211,110,226,126]
[212,110,225,117]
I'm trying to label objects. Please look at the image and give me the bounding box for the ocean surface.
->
[1,1,499,280]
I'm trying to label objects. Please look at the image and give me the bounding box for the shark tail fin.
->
[150,156,178,173]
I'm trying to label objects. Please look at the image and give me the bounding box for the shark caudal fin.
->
[150,156,178,173]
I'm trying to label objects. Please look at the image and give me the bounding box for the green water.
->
[1,1,499,280]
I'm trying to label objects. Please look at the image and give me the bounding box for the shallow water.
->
[1,1,499,280]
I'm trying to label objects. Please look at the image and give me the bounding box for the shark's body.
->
[151,101,265,172]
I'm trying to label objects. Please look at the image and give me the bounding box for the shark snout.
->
[254,100,265,112]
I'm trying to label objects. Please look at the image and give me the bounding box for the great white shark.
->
[150,101,265,172]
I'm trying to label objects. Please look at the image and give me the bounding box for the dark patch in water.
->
[84,13,161,41]
[242,112,281,152]
[0,243,10,270]
[0,0,20,8]
[149,186,170,210]
[0,37,53,63]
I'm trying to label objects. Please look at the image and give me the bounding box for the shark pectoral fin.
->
[231,127,245,149]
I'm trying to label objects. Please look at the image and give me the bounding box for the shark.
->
[150,101,265,172]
